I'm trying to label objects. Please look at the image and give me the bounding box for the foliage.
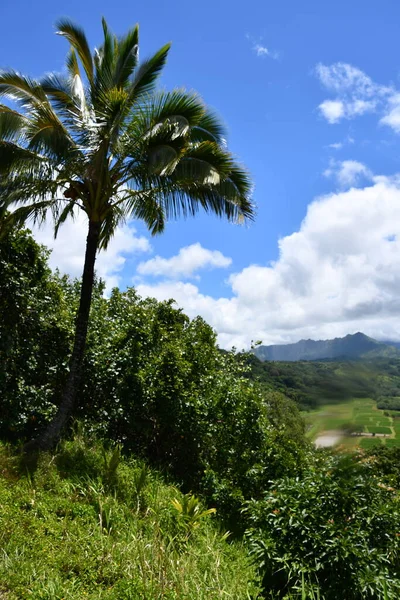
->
[0,436,261,599]
[171,493,216,537]
[0,17,253,449]
[0,226,73,439]
[74,287,309,529]
[244,453,400,599]
[366,445,400,488]
[0,18,253,239]
[377,397,400,411]
[245,355,378,410]
[3,228,400,597]
[0,227,308,532]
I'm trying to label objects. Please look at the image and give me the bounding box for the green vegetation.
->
[359,437,383,449]
[247,353,400,414]
[245,355,378,409]
[302,398,400,449]
[245,453,400,599]
[0,17,253,449]
[2,21,400,597]
[377,397,400,411]
[2,220,400,598]
[0,226,309,534]
[0,435,260,599]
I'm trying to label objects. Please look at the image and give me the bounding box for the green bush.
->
[76,288,309,529]
[377,397,400,411]
[244,453,400,599]
[0,226,74,440]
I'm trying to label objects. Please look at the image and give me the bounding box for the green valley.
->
[304,398,400,449]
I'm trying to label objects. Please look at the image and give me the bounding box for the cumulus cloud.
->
[380,93,400,133]
[315,62,400,130]
[323,159,373,188]
[319,100,345,124]
[316,63,377,95]
[137,243,231,279]
[32,212,151,292]
[136,179,400,349]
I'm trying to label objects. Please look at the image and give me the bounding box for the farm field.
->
[304,398,400,449]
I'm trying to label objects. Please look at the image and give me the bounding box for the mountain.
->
[253,332,400,362]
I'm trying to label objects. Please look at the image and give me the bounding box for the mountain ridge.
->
[253,332,400,362]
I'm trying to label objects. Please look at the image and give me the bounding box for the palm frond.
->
[148,143,179,175]
[142,90,205,130]
[98,202,126,248]
[0,200,57,235]
[128,43,171,104]
[122,188,166,235]
[114,24,139,87]
[40,74,79,117]
[178,141,235,178]
[162,183,253,224]
[93,18,117,96]
[54,199,78,237]
[25,103,75,159]
[56,18,94,84]
[0,70,47,109]
[0,141,45,174]
[66,48,80,78]
[0,105,27,142]
[192,110,226,144]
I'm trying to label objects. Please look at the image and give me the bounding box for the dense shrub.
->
[0,227,73,439]
[78,288,309,528]
[377,397,400,411]
[244,453,400,599]
[0,228,308,531]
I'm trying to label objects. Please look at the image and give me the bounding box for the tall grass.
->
[0,434,260,599]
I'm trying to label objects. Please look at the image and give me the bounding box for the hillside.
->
[0,436,260,599]
[253,332,400,362]
[246,353,400,411]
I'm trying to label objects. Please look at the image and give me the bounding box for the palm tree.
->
[0,18,253,450]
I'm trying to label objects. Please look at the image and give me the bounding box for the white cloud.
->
[253,44,278,59]
[327,136,355,150]
[247,35,278,60]
[32,212,151,293]
[136,179,400,349]
[328,142,343,150]
[316,63,377,95]
[323,159,373,188]
[380,93,400,133]
[315,62,400,128]
[137,243,231,279]
[319,100,345,124]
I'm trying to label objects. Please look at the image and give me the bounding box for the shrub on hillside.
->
[244,453,400,599]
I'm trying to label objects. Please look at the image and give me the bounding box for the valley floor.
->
[304,398,400,450]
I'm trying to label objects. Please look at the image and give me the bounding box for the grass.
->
[359,437,383,449]
[366,426,392,435]
[0,434,261,600]
[304,398,400,449]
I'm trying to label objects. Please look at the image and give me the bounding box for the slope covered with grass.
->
[0,434,260,600]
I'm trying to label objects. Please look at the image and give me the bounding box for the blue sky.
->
[3,0,400,347]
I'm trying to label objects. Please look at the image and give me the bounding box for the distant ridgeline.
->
[246,333,400,411]
[253,332,400,362]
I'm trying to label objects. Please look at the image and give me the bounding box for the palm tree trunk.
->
[25,220,101,452]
